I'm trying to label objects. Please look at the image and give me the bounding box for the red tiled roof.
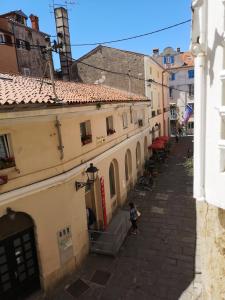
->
[0,73,146,106]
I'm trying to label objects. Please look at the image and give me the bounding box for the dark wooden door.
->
[0,227,40,300]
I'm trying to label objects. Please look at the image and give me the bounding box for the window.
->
[149,67,152,75]
[189,84,194,97]
[122,112,128,129]
[163,56,174,64]
[169,87,173,98]
[0,33,5,44]
[16,39,30,50]
[0,134,15,170]
[109,163,116,198]
[106,116,115,135]
[188,122,194,129]
[170,73,175,81]
[188,69,194,79]
[80,120,92,146]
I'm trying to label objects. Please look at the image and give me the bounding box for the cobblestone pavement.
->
[51,137,201,300]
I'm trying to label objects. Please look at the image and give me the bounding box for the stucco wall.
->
[197,201,225,300]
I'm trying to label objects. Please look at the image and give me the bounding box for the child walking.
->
[129,202,138,235]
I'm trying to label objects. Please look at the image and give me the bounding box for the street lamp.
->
[75,163,99,191]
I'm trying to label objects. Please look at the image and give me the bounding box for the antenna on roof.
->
[39,40,63,102]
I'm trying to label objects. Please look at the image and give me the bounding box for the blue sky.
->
[0,0,192,69]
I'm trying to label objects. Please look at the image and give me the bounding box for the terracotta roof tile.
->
[0,73,146,106]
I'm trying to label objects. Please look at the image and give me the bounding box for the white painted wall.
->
[192,0,225,208]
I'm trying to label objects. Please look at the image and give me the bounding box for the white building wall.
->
[192,0,225,208]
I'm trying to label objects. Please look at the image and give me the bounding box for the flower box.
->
[0,175,8,185]
[81,135,92,145]
[107,129,116,135]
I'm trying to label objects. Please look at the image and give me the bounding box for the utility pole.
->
[39,40,62,102]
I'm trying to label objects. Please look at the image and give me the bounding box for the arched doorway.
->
[152,127,155,141]
[125,149,132,188]
[144,136,148,160]
[136,142,142,177]
[158,123,161,136]
[0,210,40,300]
[109,159,120,213]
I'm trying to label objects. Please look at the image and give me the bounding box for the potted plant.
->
[81,134,92,145]
[107,128,116,135]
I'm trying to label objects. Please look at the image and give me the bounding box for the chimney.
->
[29,14,39,31]
[177,47,181,53]
[152,48,159,55]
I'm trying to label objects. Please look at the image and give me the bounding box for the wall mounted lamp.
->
[75,163,99,191]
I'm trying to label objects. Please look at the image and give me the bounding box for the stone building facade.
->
[71,45,170,137]
[0,72,158,298]
[0,10,50,77]
[192,0,225,298]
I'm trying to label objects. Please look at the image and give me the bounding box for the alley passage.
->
[55,137,196,300]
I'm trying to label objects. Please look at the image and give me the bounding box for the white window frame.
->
[0,134,15,170]
[80,120,92,146]
[0,33,5,44]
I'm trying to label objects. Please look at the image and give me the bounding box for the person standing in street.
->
[129,202,138,235]
[175,134,179,143]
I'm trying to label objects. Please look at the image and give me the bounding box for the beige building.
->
[0,72,168,298]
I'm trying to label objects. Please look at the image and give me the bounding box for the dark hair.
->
[129,202,134,208]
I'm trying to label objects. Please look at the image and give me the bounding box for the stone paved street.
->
[51,137,201,300]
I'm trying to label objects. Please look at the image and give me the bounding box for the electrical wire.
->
[69,19,191,46]
[0,19,191,49]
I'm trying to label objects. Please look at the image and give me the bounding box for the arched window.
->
[109,162,116,198]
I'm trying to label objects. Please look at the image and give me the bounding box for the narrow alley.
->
[51,136,199,300]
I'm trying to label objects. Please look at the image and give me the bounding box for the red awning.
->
[149,141,165,150]
[158,136,170,142]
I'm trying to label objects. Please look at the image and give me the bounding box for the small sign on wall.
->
[96,136,106,145]
[57,225,74,265]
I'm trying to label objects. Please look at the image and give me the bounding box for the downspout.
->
[191,0,207,200]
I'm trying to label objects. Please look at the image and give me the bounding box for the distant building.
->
[192,0,225,299]
[153,47,194,135]
[71,45,170,138]
[0,10,50,77]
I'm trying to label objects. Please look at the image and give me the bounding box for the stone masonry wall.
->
[72,46,146,96]
[197,201,225,299]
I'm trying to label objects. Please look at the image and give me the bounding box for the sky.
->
[0,0,192,69]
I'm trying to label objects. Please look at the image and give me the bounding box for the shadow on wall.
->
[208,29,225,86]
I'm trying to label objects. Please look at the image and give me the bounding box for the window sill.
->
[0,166,17,175]
[81,141,92,146]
